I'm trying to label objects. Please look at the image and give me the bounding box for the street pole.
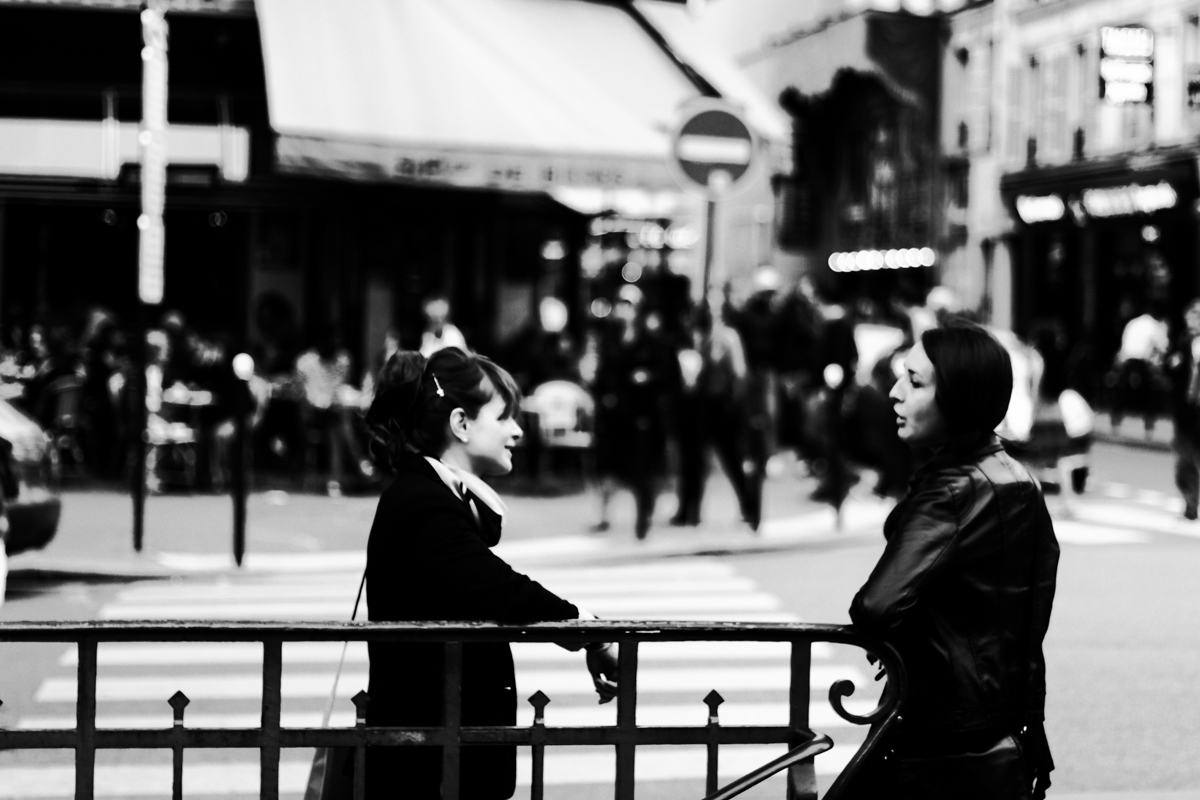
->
[702,198,716,306]
[131,310,146,552]
[134,0,168,552]
[231,353,254,567]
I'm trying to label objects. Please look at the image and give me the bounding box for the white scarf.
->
[423,456,507,521]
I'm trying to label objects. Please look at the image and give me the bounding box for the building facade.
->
[944,0,1200,394]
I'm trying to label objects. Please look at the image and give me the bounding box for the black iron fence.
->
[0,620,905,800]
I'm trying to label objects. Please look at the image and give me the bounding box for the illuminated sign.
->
[1081,181,1177,217]
[1015,194,1066,224]
[1100,26,1154,104]
[827,248,937,273]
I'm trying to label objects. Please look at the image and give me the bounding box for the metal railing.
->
[0,620,906,800]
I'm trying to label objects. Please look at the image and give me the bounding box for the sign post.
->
[668,99,757,302]
[133,0,168,552]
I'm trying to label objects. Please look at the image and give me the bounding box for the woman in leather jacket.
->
[850,319,1059,799]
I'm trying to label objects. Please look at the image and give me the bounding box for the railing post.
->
[75,638,97,800]
[529,691,550,800]
[615,640,639,800]
[787,640,816,800]
[260,639,283,800]
[704,690,724,796]
[168,691,190,800]
[352,690,369,800]
[441,641,464,800]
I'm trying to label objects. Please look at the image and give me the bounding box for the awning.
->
[255,0,789,193]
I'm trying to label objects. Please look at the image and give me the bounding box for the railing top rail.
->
[0,620,888,647]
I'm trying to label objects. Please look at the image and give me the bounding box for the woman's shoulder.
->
[377,460,457,513]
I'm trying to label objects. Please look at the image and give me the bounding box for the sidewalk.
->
[7,468,891,580]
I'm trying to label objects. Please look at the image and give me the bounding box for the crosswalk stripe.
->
[34,665,865,703]
[112,577,762,603]
[60,640,836,667]
[100,592,784,620]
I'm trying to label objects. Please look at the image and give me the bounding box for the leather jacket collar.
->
[915,431,1005,478]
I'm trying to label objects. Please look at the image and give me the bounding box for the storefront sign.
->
[1015,194,1066,224]
[1080,181,1177,217]
[827,248,936,273]
[1100,26,1154,105]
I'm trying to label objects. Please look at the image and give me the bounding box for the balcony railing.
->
[0,620,906,800]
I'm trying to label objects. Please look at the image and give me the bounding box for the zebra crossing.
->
[0,553,879,798]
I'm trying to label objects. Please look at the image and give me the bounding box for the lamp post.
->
[133,0,168,552]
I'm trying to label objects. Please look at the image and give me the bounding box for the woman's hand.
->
[585,643,619,704]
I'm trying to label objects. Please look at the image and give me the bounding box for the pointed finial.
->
[352,691,370,726]
[704,690,724,725]
[168,691,190,726]
[528,690,550,726]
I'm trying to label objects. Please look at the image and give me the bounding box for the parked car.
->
[0,397,62,556]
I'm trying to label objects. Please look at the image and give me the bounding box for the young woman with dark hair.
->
[362,346,618,799]
[850,318,1060,799]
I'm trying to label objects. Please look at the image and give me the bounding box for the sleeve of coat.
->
[413,504,579,624]
[849,482,960,635]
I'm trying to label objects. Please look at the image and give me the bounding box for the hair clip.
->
[432,374,445,397]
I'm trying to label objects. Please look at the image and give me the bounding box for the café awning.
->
[255,0,789,193]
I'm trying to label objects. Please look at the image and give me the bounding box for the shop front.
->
[1001,147,1200,395]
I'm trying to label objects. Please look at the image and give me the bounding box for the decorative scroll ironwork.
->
[0,620,905,800]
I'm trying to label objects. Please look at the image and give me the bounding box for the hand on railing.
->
[585,642,619,704]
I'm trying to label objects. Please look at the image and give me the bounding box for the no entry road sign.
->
[670,99,756,197]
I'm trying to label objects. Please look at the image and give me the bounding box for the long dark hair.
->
[921,317,1013,436]
[364,347,521,469]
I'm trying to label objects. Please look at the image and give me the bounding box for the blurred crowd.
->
[13,270,1200,525]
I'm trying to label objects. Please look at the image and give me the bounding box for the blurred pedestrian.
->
[419,296,468,357]
[296,329,368,495]
[591,285,679,539]
[726,268,781,474]
[80,313,120,477]
[807,286,859,505]
[772,277,821,465]
[502,296,582,480]
[851,319,1057,799]
[361,346,618,799]
[1167,299,1200,520]
[1111,304,1169,433]
[671,303,760,530]
[502,296,580,393]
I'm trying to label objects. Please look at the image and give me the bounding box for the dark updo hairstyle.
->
[364,346,521,469]
[921,317,1013,437]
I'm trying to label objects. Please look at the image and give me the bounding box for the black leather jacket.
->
[850,433,1060,737]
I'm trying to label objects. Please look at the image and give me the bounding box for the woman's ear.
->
[448,407,470,444]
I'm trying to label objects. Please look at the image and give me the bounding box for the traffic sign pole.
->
[668,100,757,303]
[702,198,716,306]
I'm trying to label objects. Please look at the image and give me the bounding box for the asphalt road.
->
[0,441,1197,799]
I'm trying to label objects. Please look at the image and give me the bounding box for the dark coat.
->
[850,433,1059,740]
[365,453,579,799]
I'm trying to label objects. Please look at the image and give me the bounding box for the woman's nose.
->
[889,382,903,403]
[510,420,523,443]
